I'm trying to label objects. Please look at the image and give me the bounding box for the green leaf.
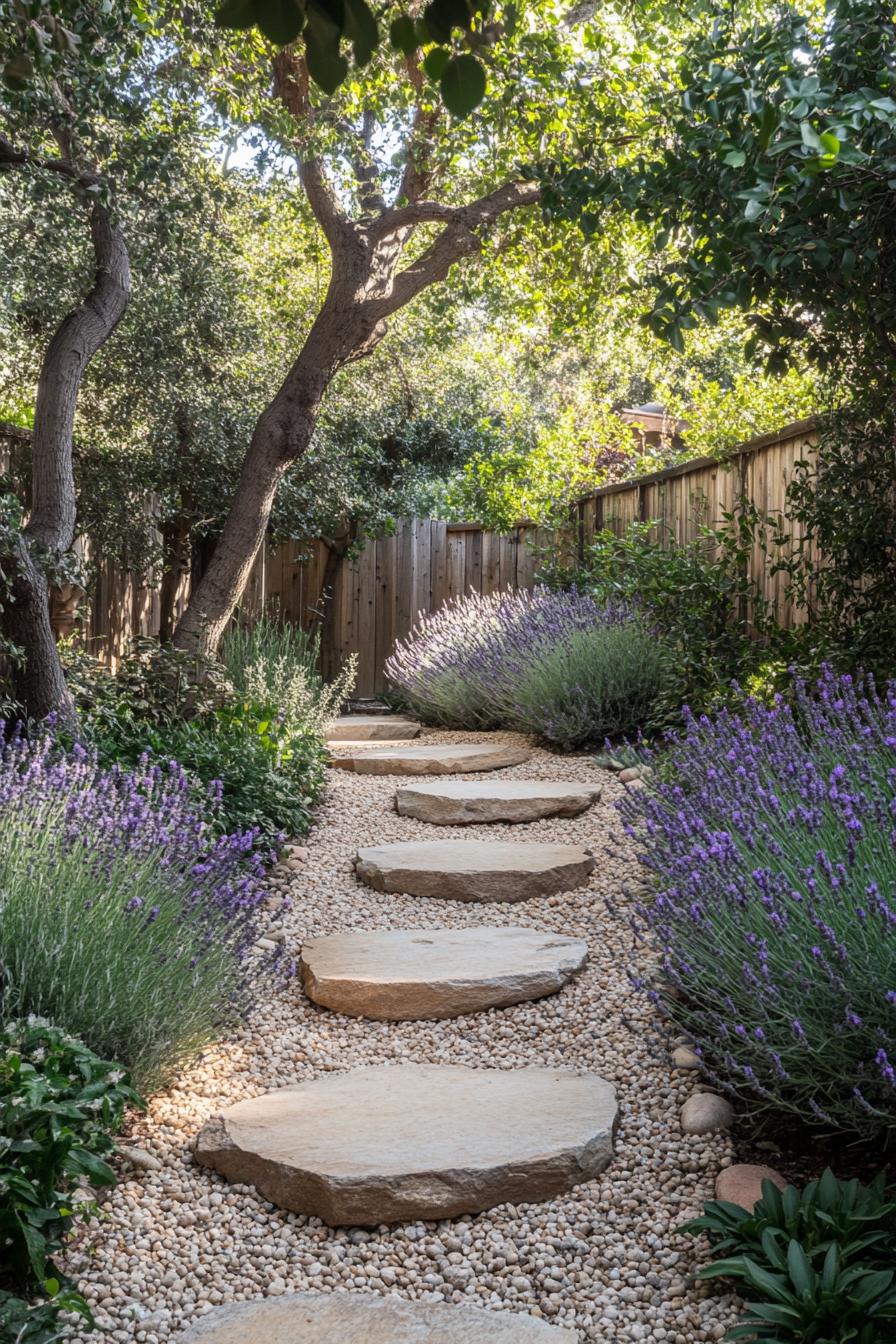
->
[255,0,306,45]
[423,46,451,80]
[723,148,746,167]
[389,15,417,54]
[214,0,260,29]
[786,1238,815,1299]
[440,53,486,118]
[342,0,378,64]
[305,26,349,92]
[424,0,470,45]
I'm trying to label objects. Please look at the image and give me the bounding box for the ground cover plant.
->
[621,667,896,1140]
[0,725,269,1092]
[683,1169,896,1342]
[0,1019,140,1341]
[386,587,671,749]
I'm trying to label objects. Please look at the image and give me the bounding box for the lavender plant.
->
[386,587,670,747]
[0,726,270,1091]
[620,667,896,1138]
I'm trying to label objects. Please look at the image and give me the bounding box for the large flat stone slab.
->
[354,841,595,902]
[396,779,601,825]
[194,1063,617,1226]
[328,714,421,741]
[176,1294,579,1342]
[301,926,588,1019]
[330,742,530,775]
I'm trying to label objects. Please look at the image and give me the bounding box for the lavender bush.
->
[386,588,670,747]
[0,726,270,1091]
[621,667,896,1138]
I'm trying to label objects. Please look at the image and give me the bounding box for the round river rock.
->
[175,1293,579,1342]
[193,1063,617,1226]
[395,779,602,825]
[354,840,595,902]
[327,714,421,742]
[329,742,531,775]
[300,925,589,1020]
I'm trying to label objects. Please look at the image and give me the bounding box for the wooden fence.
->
[0,417,819,699]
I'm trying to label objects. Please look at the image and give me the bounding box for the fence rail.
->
[0,417,819,699]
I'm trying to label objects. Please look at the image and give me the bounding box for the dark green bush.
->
[0,1020,141,1334]
[683,1169,896,1342]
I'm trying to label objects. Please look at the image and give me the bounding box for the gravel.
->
[64,729,739,1343]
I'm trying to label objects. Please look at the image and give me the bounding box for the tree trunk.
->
[4,537,75,722]
[172,293,375,659]
[158,515,193,644]
[1,202,130,721]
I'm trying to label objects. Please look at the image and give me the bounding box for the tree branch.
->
[299,157,350,246]
[272,46,350,247]
[368,179,540,317]
[0,134,101,189]
[398,56,441,203]
[337,108,386,215]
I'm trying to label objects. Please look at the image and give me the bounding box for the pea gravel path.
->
[65,730,739,1343]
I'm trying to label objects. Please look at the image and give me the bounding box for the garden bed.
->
[64,730,739,1344]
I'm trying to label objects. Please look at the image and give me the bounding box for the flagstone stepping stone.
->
[194,1063,617,1226]
[328,714,421,741]
[354,840,595,902]
[396,779,602,825]
[176,1293,580,1342]
[329,742,530,775]
[300,926,589,1020]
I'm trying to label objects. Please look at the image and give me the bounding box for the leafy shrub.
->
[621,667,896,1139]
[1,1020,140,1334]
[0,726,269,1091]
[539,521,771,719]
[386,587,671,747]
[154,705,327,848]
[683,1169,896,1342]
[66,619,354,848]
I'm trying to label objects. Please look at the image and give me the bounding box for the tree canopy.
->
[543,0,896,380]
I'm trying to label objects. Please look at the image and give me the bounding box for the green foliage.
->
[539,521,769,720]
[0,1019,140,1330]
[683,1170,896,1342]
[153,704,327,848]
[213,0,497,116]
[775,403,896,679]
[66,629,338,850]
[543,0,896,381]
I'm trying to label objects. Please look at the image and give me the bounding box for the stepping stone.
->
[175,1293,580,1342]
[194,1063,617,1226]
[328,714,421,741]
[396,779,602,825]
[354,840,595,902]
[301,926,589,1020]
[329,742,530,775]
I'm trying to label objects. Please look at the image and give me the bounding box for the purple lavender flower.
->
[621,665,896,1139]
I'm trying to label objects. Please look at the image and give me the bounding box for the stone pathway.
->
[300,926,588,1020]
[327,714,421,742]
[330,741,531,774]
[65,727,739,1344]
[354,839,596,902]
[178,1293,578,1342]
[395,779,602,825]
